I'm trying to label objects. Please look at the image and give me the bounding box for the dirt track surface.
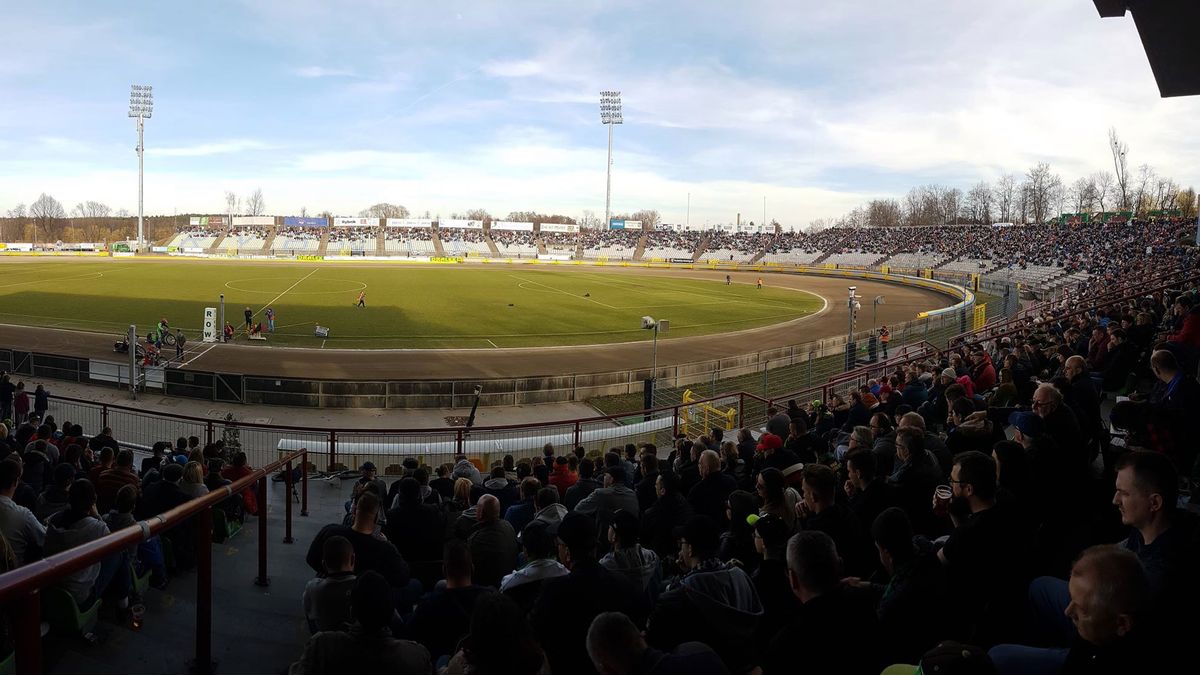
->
[0,260,951,379]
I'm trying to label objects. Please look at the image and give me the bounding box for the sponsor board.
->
[537,254,572,261]
[188,216,227,226]
[334,217,378,227]
[439,219,483,230]
[385,218,433,228]
[297,255,325,261]
[491,221,534,231]
[2,243,33,251]
[232,216,274,226]
[430,256,464,263]
[539,223,579,233]
[151,246,169,253]
[283,216,327,227]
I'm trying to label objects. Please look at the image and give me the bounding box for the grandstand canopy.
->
[1095,0,1200,97]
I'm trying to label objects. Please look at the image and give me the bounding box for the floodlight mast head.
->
[600,90,623,125]
[128,84,154,119]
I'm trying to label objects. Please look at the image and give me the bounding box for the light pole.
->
[846,287,861,370]
[642,316,669,400]
[600,91,623,229]
[129,84,153,251]
[872,295,885,333]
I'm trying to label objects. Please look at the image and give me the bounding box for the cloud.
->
[155,140,272,157]
[293,66,356,79]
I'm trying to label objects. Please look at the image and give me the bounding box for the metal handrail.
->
[0,448,308,675]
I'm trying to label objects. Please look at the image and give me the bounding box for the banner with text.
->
[439,219,483,229]
[189,216,227,227]
[540,223,579,233]
[283,216,328,227]
[334,217,379,227]
[385,218,433,228]
[491,221,534,231]
[202,307,218,343]
[232,216,274,226]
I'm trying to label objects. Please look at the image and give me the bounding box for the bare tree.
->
[300,206,309,217]
[628,209,661,228]
[359,203,409,219]
[1092,172,1114,211]
[866,199,902,227]
[965,181,993,224]
[6,203,26,218]
[115,208,131,217]
[1109,128,1130,210]
[1068,177,1096,213]
[224,191,237,216]
[29,193,66,243]
[72,201,111,218]
[245,188,266,216]
[1131,164,1156,216]
[993,174,1017,223]
[1023,163,1059,224]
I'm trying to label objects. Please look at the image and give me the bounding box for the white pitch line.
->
[255,268,319,316]
[508,274,620,310]
[177,342,218,369]
[486,339,499,348]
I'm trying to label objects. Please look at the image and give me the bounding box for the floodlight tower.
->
[129,84,154,250]
[600,91,623,229]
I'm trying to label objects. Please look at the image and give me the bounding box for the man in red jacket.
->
[547,456,577,499]
[969,350,996,393]
[1167,297,1200,349]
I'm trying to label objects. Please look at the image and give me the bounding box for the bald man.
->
[467,494,518,588]
[1032,383,1086,475]
[1062,355,1103,456]
[687,449,737,528]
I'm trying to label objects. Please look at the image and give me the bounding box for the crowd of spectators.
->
[0,407,259,645]
[579,228,641,252]
[439,229,488,244]
[283,244,1200,673]
[642,230,703,257]
[536,231,578,247]
[384,227,434,242]
[327,227,377,245]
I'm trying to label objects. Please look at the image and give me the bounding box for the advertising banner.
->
[283,216,328,227]
[232,216,274,226]
[188,216,226,227]
[623,220,642,230]
[541,223,579,233]
[439,219,483,230]
[491,221,534,232]
[2,243,33,252]
[386,218,433,228]
[334,217,378,227]
[203,307,218,343]
[609,218,625,230]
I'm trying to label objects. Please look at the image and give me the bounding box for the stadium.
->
[0,3,1198,675]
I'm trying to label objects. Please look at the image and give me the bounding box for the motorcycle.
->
[113,337,147,360]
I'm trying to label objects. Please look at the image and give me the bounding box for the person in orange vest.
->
[879,325,890,357]
[756,277,763,289]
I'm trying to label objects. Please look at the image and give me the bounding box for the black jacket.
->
[564,477,601,511]
[533,561,642,675]
[383,501,445,564]
[306,524,411,590]
[763,586,881,675]
[688,473,737,528]
[636,471,660,513]
[404,585,494,661]
[849,479,897,533]
[641,493,693,559]
[466,519,518,589]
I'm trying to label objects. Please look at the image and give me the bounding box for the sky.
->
[1,0,1197,229]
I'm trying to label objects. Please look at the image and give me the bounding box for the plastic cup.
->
[131,604,146,630]
[934,485,952,516]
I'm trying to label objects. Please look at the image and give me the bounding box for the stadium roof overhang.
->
[1094,0,1200,97]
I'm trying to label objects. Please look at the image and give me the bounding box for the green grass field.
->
[0,260,824,349]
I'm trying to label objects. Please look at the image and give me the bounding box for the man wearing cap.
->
[290,570,432,674]
[749,514,799,652]
[754,433,799,475]
[600,509,660,598]
[573,465,639,551]
[501,519,568,611]
[533,512,641,675]
[646,515,763,674]
[466,494,518,588]
[355,462,387,504]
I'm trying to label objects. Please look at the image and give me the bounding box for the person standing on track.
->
[355,290,366,308]
[176,329,186,359]
[244,306,253,332]
[757,277,763,290]
[265,307,275,332]
[726,275,731,285]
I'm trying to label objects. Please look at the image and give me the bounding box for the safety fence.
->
[0,449,309,675]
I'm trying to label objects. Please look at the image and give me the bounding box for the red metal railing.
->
[0,449,308,675]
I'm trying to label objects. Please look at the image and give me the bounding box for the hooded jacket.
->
[647,560,764,674]
[452,459,483,486]
[946,411,995,456]
[44,510,111,604]
[600,544,661,596]
[532,502,568,531]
